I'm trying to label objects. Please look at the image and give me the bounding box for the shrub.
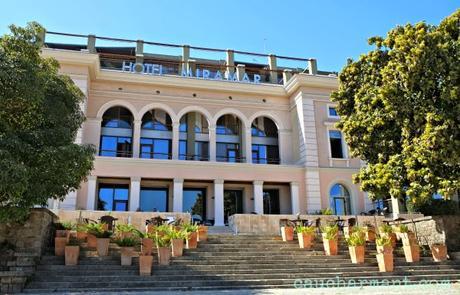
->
[295,225,315,235]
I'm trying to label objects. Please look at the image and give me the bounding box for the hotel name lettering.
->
[122,61,261,84]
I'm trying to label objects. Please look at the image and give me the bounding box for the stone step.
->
[24,273,460,290]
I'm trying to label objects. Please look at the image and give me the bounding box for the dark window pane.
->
[140,188,168,212]
[329,107,338,117]
[263,189,280,214]
[97,185,129,211]
[141,110,172,131]
[329,131,343,158]
[183,189,206,223]
[153,139,170,159]
[179,140,187,160]
[102,107,133,128]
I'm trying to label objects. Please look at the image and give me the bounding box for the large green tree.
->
[331,10,460,206]
[0,23,95,222]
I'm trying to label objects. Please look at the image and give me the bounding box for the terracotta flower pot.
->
[65,245,79,265]
[322,237,338,256]
[297,232,314,249]
[96,238,110,256]
[56,230,70,243]
[158,246,171,265]
[142,238,153,256]
[76,231,87,242]
[401,232,417,246]
[281,226,294,242]
[348,245,365,264]
[364,227,376,242]
[139,255,153,276]
[54,237,67,256]
[376,244,393,255]
[87,234,97,248]
[172,238,184,257]
[376,252,394,272]
[431,244,447,262]
[120,246,134,266]
[198,226,208,242]
[403,244,420,262]
[186,232,198,249]
[382,233,397,248]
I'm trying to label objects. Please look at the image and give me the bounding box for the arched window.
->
[251,116,279,164]
[100,106,133,157]
[140,109,173,159]
[179,112,209,161]
[329,184,351,215]
[216,114,243,162]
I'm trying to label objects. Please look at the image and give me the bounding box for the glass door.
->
[183,188,206,224]
[224,190,243,224]
[263,189,280,214]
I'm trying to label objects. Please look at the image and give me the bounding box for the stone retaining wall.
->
[229,213,424,235]
[55,210,191,232]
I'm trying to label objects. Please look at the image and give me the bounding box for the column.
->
[236,64,245,81]
[391,196,401,219]
[209,126,216,161]
[277,129,290,165]
[308,59,318,75]
[172,122,180,160]
[283,69,292,85]
[225,49,235,78]
[173,178,184,212]
[181,45,190,74]
[132,120,141,158]
[305,170,321,213]
[214,179,225,226]
[129,176,141,211]
[253,180,264,214]
[268,54,277,83]
[87,35,96,54]
[86,175,97,210]
[244,127,252,164]
[136,40,144,65]
[290,182,300,214]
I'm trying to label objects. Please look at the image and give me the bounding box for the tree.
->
[0,23,95,223]
[331,10,460,207]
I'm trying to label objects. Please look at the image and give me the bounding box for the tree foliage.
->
[331,10,460,205]
[0,23,95,222]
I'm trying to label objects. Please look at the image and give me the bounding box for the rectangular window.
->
[194,141,209,161]
[252,144,279,164]
[97,184,129,211]
[140,188,168,212]
[179,140,187,160]
[100,136,132,157]
[140,138,171,159]
[328,106,339,118]
[329,130,344,158]
[217,143,241,162]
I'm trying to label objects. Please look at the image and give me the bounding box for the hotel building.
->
[43,32,377,226]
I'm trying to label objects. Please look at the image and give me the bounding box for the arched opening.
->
[251,116,279,164]
[100,106,134,157]
[179,112,209,161]
[140,109,173,159]
[216,114,243,162]
[329,183,352,215]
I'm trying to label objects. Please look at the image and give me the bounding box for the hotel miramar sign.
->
[121,61,262,84]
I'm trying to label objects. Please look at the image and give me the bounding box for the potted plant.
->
[55,235,67,256]
[170,229,187,257]
[321,224,339,256]
[115,237,137,266]
[183,223,199,249]
[346,231,366,264]
[55,222,73,242]
[396,224,416,246]
[376,235,393,272]
[85,223,103,248]
[91,227,113,257]
[154,233,172,265]
[295,225,315,249]
[65,237,80,266]
[197,225,208,242]
[116,223,136,239]
[139,253,153,276]
[280,222,294,242]
[431,243,448,262]
[362,224,376,242]
[76,224,88,242]
[378,224,396,248]
[134,230,154,256]
[396,224,420,262]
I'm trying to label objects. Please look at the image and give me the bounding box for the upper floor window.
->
[251,117,278,137]
[328,106,339,118]
[142,109,172,131]
[102,106,133,128]
[329,130,345,159]
[216,114,241,135]
[180,113,209,134]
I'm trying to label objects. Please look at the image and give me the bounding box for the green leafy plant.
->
[295,226,315,235]
[169,229,188,240]
[376,235,392,247]
[115,237,137,247]
[153,233,171,248]
[350,226,365,234]
[183,223,199,233]
[320,208,333,215]
[116,223,136,233]
[396,224,409,233]
[346,232,366,246]
[86,223,112,238]
[321,224,338,240]
[379,224,393,234]
[76,224,87,233]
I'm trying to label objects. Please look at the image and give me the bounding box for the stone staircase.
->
[24,233,460,293]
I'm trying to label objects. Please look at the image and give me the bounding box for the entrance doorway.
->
[224,190,243,224]
[263,189,280,214]
[183,188,206,224]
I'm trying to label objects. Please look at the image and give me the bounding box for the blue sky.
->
[0,0,458,72]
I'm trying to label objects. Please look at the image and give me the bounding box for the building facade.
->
[43,33,374,226]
